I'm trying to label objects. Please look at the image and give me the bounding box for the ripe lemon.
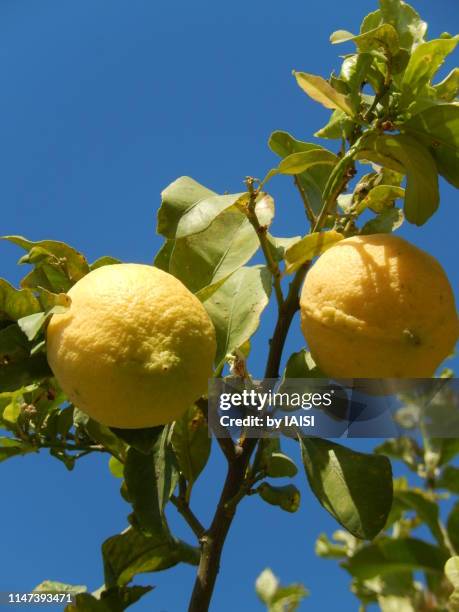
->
[300,234,458,379]
[46,264,216,428]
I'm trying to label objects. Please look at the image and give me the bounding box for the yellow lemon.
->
[300,234,458,379]
[46,264,216,428]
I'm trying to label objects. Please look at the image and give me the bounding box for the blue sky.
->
[1,1,458,610]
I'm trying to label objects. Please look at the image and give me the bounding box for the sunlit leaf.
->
[294,72,354,116]
[284,231,344,274]
[203,266,271,368]
[0,279,41,322]
[331,24,399,55]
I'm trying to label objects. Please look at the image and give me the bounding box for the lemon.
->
[300,234,458,378]
[46,264,216,428]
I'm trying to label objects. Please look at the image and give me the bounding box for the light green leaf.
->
[266,234,302,263]
[255,568,279,604]
[175,192,246,238]
[34,581,87,595]
[108,456,124,478]
[255,568,308,612]
[445,557,459,589]
[299,437,393,539]
[361,207,404,234]
[403,103,459,188]
[265,452,298,478]
[433,68,459,101]
[314,109,355,140]
[362,2,426,50]
[345,538,449,579]
[294,72,354,116]
[284,230,344,275]
[171,404,211,500]
[277,149,338,175]
[203,266,271,368]
[157,176,215,239]
[402,37,459,98]
[0,437,35,463]
[358,185,405,213]
[89,256,122,271]
[0,279,41,322]
[331,24,399,55]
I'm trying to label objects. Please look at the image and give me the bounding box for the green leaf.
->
[171,404,210,500]
[294,72,354,116]
[0,279,41,322]
[357,185,405,213]
[89,256,122,271]
[109,426,163,455]
[360,207,404,234]
[257,483,301,513]
[102,527,199,587]
[266,234,302,263]
[34,581,87,595]
[164,201,269,295]
[174,192,248,238]
[281,349,324,379]
[74,409,126,462]
[438,466,459,494]
[265,452,298,478]
[268,131,333,214]
[0,437,35,462]
[284,230,344,274]
[395,489,447,548]
[202,266,271,368]
[109,456,124,478]
[448,502,459,554]
[0,352,52,392]
[340,54,374,112]
[315,533,348,559]
[277,149,338,175]
[401,37,459,99]
[446,557,459,589]
[362,2,426,51]
[65,593,108,612]
[124,446,167,536]
[3,236,89,286]
[357,133,439,225]
[314,109,355,140]
[345,538,449,579]
[433,68,459,101]
[403,104,459,188]
[0,324,30,363]
[157,176,215,239]
[255,569,308,612]
[374,438,420,472]
[299,437,393,539]
[331,24,399,55]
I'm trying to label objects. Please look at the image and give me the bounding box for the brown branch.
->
[294,176,316,225]
[171,495,206,540]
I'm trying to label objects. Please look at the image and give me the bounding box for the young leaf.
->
[401,37,459,99]
[344,538,449,579]
[357,185,405,213]
[277,149,338,175]
[362,1,427,51]
[294,72,354,116]
[171,404,211,499]
[331,24,399,55]
[299,437,393,539]
[284,230,344,275]
[403,103,459,188]
[314,110,354,140]
[445,557,459,590]
[433,68,459,101]
[203,266,272,368]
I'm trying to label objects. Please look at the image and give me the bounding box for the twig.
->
[171,495,206,540]
[244,177,284,308]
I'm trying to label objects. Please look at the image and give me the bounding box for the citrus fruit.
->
[46,263,216,428]
[300,234,458,378]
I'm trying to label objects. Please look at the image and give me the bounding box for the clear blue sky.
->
[1,1,458,610]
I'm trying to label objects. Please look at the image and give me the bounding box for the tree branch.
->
[171,495,206,540]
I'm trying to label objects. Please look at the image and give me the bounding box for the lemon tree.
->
[0,1,458,611]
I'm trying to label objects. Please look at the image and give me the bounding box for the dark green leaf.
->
[281,349,324,379]
[74,410,127,462]
[345,538,449,579]
[89,256,122,271]
[299,437,393,539]
[265,452,298,478]
[0,437,35,462]
[438,466,459,494]
[374,438,421,471]
[0,352,52,392]
[203,266,271,369]
[102,528,198,587]
[448,502,459,554]
[65,593,109,612]
[395,490,447,548]
[109,426,163,455]
[171,405,210,499]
